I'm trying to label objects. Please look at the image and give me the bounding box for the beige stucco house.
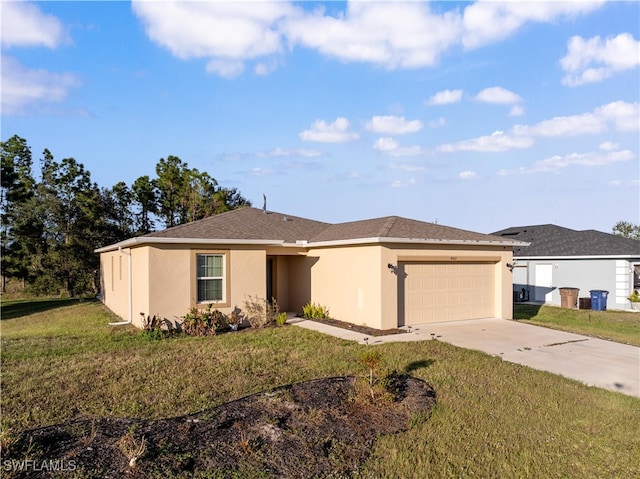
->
[96,207,525,329]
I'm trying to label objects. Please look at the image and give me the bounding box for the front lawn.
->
[2,299,639,477]
[514,304,640,346]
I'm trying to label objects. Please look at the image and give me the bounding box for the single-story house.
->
[492,224,640,309]
[96,207,525,329]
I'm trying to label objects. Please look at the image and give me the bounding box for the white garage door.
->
[401,262,495,325]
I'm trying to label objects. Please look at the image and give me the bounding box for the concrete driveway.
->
[292,317,640,397]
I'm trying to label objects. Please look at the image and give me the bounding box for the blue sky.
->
[2,1,639,234]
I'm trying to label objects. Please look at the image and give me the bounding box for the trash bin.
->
[513,288,529,303]
[579,297,591,310]
[559,287,579,308]
[589,290,609,311]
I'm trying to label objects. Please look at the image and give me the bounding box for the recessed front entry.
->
[399,262,495,325]
[266,257,275,302]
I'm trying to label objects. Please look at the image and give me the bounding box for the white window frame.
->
[196,253,226,304]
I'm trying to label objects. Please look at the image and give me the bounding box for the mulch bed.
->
[4,375,436,479]
[304,316,407,337]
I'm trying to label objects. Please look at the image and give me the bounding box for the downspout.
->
[109,246,132,326]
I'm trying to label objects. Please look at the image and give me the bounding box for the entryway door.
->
[266,257,275,302]
[399,262,495,325]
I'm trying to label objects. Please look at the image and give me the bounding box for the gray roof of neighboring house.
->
[97,207,522,252]
[492,224,640,257]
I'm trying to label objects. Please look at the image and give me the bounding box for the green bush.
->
[181,305,227,336]
[302,302,330,319]
[140,313,167,340]
[275,312,288,326]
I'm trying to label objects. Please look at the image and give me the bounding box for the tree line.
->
[612,221,640,240]
[1,135,250,296]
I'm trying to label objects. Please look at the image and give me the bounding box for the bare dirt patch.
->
[4,375,435,478]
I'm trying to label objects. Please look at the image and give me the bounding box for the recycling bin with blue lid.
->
[589,290,609,311]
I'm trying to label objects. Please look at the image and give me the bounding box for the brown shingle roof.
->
[310,216,508,243]
[144,207,329,244]
[140,207,511,245]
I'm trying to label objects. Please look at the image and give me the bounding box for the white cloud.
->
[250,167,274,176]
[440,101,639,153]
[1,56,81,115]
[132,0,292,73]
[462,1,604,49]
[561,33,640,86]
[258,147,323,158]
[438,130,534,153]
[476,86,522,104]
[509,105,524,117]
[391,178,417,188]
[374,137,399,152]
[132,1,605,76]
[610,179,640,187]
[520,112,606,137]
[390,162,426,172]
[1,1,65,48]
[594,101,640,132]
[366,115,423,134]
[390,146,424,157]
[599,141,619,151]
[299,117,359,143]
[374,137,424,156]
[428,89,463,105]
[284,2,462,70]
[459,170,478,180]
[254,59,279,76]
[205,59,244,78]
[498,149,634,176]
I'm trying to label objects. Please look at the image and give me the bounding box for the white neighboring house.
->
[492,225,640,310]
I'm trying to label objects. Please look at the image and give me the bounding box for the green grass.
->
[514,304,640,346]
[2,301,639,478]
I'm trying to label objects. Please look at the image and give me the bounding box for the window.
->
[196,254,224,303]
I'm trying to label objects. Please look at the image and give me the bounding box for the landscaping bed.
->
[3,375,436,478]
[303,316,407,337]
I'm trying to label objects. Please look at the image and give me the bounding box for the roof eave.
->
[95,237,285,253]
[297,237,529,248]
[515,254,640,260]
[96,235,529,253]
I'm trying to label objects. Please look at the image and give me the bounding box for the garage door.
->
[401,262,495,325]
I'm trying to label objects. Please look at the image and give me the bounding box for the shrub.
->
[275,312,288,326]
[181,305,226,336]
[118,427,147,468]
[302,302,330,319]
[227,309,243,330]
[356,350,393,404]
[359,349,383,388]
[140,313,166,340]
[243,296,280,328]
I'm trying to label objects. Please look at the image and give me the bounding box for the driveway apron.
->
[292,317,640,397]
[413,318,639,398]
